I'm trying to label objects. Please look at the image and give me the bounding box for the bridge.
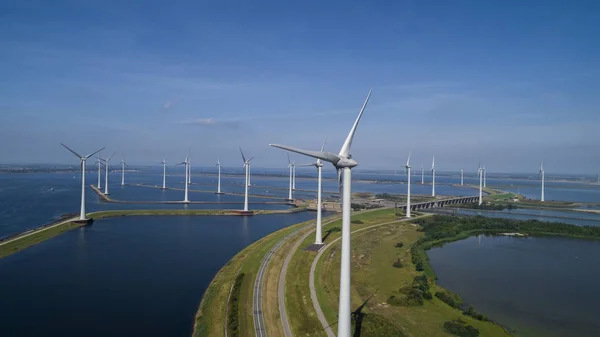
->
[398,196,479,211]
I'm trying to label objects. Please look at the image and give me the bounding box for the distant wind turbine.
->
[96,155,103,189]
[296,138,328,245]
[431,156,436,197]
[240,148,253,212]
[405,152,412,218]
[60,143,104,220]
[460,168,464,186]
[216,157,223,194]
[177,153,190,203]
[421,165,424,184]
[270,89,371,337]
[478,162,483,205]
[120,157,128,186]
[287,153,295,201]
[160,159,167,189]
[539,161,545,202]
[103,152,116,195]
[483,165,487,188]
[188,161,192,185]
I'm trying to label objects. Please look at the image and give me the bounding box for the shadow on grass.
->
[352,293,376,337]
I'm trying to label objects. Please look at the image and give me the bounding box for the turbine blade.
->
[270,144,341,165]
[296,163,315,167]
[239,147,246,163]
[248,157,255,162]
[287,152,291,165]
[320,137,328,152]
[406,151,411,166]
[106,152,116,161]
[84,147,106,159]
[60,143,83,159]
[339,89,372,158]
[432,156,435,170]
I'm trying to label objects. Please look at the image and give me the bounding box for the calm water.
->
[428,235,600,337]
[453,208,600,227]
[0,213,318,337]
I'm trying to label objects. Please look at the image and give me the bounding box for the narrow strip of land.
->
[0,216,77,248]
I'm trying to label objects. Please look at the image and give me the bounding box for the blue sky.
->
[1,0,599,173]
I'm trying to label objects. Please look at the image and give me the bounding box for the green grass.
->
[192,216,335,337]
[313,217,513,337]
[0,219,83,259]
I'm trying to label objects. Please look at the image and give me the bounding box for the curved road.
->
[253,224,313,337]
[309,217,426,335]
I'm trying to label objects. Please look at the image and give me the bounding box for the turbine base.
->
[73,218,94,225]
[304,243,326,252]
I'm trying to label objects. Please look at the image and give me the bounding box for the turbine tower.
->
[188,161,192,185]
[460,168,464,186]
[60,143,104,221]
[478,162,483,205]
[483,165,487,188]
[239,148,253,212]
[421,165,424,184]
[431,156,436,197]
[216,158,223,194]
[103,152,116,195]
[96,155,103,189]
[292,162,296,190]
[120,157,128,186]
[160,159,167,189]
[539,161,545,202]
[287,153,294,201]
[296,139,328,245]
[178,154,190,203]
[405,152,412,218]
[270,89,371,337]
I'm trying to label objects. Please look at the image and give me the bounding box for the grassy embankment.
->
[310,210,513,337]
[0,207,307,260]
[191,214,340,337]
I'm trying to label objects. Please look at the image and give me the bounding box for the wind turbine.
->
[103,152,116,195]
[159,159,167,189]
[460,168,464,186]
[178,153,190,203]
[216,157,223,194]
[431,156,436,197]
[188,161,192,185]
[287,153,294,201]
[270,89,371,337]
[539,161,545,202]
[483,165,487,188]
[292,161,296,190]
[296,139,328,245]
[120,157,128,186]
[60,143,104,221]
[96,155,103,189]
[405,152,412,218]
[239,148,253,212]
[421,164,424,184]
[478,162,483,205]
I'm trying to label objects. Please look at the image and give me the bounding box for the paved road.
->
[253,226,310,337]
[308,217,425,336]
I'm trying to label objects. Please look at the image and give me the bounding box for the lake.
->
[0,213,319,337]
[427,235,600,337]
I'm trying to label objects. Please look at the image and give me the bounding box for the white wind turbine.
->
[431,156,436,197]
[292,161,296,190]
[61,143,104,221]
[188,161,192,185]
[96,155,103,189]
[539,161,545,202]
[177,153,190,203]
[270,89,371,337]
[483,165,487,188]
[405,152,412,218]
[120,157,128,186]
[296,139,328,245]
[239,148,254,212]
[478,162,483,205]
[421,164,424,184]
[159,159,167,189]
[216,157,224,194]
[103,152,116,195]
[287,153,294,201]
[461,168,464,186]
